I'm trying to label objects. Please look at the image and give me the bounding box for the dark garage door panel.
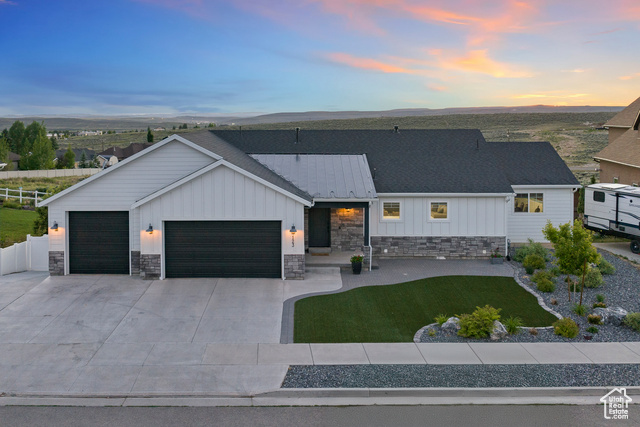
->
[165,221,281,278]
[69,211,130,274]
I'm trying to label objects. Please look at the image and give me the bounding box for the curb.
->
[2,387,640,407]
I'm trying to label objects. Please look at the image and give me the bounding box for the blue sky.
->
[1,0,639,115]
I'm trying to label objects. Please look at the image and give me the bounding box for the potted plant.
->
[350,254,364,274]
[490,248,504,264]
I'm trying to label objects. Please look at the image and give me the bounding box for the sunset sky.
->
[1,0,639,115]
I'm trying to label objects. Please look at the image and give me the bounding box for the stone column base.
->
[49,251,64,276]
[284,254,305,280]
[131,251,141,275]
[140,254,161,279]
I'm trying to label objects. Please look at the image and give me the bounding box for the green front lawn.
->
[294,275,557,343]
[0,207,39,247]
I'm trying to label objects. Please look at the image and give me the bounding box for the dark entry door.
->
[308,208,330,247]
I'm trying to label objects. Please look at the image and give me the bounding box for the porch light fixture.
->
[289,224,296,247]
[146,223,153,234]
[51,221,58,231]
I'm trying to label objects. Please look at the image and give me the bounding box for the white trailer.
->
[584,183,640,253]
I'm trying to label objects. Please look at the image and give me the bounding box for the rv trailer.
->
[583,183,640,253]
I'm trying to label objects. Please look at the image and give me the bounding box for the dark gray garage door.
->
[164,221,281,278]
[69,211,130,274]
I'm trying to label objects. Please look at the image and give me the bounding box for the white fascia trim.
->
[593,157,640,170]
[132,159,312,209]
[377,193,513,197]
[39,134,221,207]
[313,198,377,202]
[512,185,581,189]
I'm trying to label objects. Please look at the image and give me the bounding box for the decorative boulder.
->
[593,307,628,326]
[490,320,508,341]
[441,317,460,332]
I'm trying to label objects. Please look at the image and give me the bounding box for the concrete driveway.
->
[0,270,341,345]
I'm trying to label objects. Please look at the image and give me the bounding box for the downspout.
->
[367,201,372,271]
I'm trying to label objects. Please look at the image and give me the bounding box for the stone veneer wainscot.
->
[140,254,161,279]
[49,251,64,276]
[371,236,505,258]
[284,254,305,279]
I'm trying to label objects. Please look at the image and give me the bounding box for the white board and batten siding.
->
[46,140,214,253]
[507,187,575,243]
[371,196,507,237]
[136,164,305,256]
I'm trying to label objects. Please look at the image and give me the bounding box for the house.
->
[595,96,640,185]
[99,142,153,161]
[96,154,118,168]
[54,148,96,167]
[39,129,578,280]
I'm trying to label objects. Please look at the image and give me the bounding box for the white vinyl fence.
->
[0,234,49,276]
[0,188,48,203]
[0,168,101,180]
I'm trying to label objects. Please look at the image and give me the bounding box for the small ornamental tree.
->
[62,145,75,169]
[147,127,154,143]
[542,219,599,305]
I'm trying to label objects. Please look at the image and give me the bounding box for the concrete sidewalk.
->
[1,341,640,396]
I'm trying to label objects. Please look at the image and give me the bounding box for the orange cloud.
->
[430,49,531,78]
[620,73,640,81]
[326,52,413,74]
[427,83,448,92]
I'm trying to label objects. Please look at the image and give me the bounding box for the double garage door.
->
[164,221,281,278]
[68,212,281,278]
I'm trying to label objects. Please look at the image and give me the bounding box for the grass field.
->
[0,176,88,192]
[0,207,38,247]
[293,275,558,343]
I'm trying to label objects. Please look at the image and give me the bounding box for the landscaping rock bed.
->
[418,250,640,343]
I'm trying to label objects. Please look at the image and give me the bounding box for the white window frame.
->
[428,200,449,221]
[514,192,544,214]
[381,200,402,221]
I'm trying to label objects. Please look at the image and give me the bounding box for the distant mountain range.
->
[0,105,624,130]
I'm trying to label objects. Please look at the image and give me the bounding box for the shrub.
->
[597,258,616,275]
[514,239,549,263]
[593,302,607,309]
[523,254,546,274]
[428,328,436,337]
[503,316,523,335]
[529,328,539,336]
[553,318,579,338]
[531,270,553,283]
[596,294,605,303]
[623,312,640,332]
[586,326,599,334]
[584,268,603,288]
[587,314,603,325]
[434,314,449,326]
[457,305,501,339]
[536,278,556,293]
[2,199,22,209]
[572,304,587,316]
[548,266,561,277]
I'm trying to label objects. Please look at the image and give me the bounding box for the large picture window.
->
[514,193,544,213]
[430,202,448,220]
[382,202,401,220]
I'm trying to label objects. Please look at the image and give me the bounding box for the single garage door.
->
[165,221,281,278]
[69,211,130,274]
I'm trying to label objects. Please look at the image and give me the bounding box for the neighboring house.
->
[96,154,118,168]
[99,142,153,162]
[595,96,640,185]
[39,129,578,280]
[7,152,20,170]
[54,148,96,168]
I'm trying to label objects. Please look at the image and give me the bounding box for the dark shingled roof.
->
[178,131,312,202]
[99,143,153,160]
[206,129,515,194]
[486,141,579,186]
[605,96,640,128]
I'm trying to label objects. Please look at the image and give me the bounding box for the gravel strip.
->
[418,250,640,343]
[282,364,640,388]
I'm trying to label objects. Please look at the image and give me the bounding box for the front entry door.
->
[308,208,330,247]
